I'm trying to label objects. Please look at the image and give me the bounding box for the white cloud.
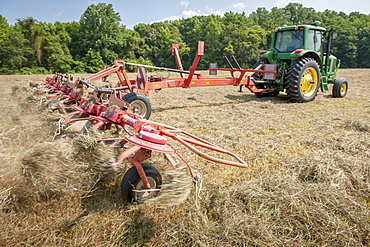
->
[150,7,228,24]
[182,10,201,17]
[180,0,189,8]
[53,10,65,19]
[151,9,201,23]
[204,6,224,16]
[231,3,246,11]
[276,0,291,7]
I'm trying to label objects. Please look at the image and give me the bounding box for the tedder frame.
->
[84,41,273,94]
[72,41,275,119]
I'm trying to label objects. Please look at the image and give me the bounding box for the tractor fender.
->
[258,50,274,63]
[290,50,323,69]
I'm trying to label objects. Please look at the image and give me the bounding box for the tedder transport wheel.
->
[121,163,162,203]
[285,57,321,103]
[122,92,152,119]
[332,78,348,98]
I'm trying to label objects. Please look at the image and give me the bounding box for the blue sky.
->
[1,0,369,29]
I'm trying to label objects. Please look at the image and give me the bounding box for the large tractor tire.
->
[332,78,348,98]
[122,92,152,119]
[285,57,321,103]
[121,163,162,203]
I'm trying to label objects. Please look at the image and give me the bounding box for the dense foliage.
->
[0,2,369,74]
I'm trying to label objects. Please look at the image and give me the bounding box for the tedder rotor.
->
[65,103,248,203]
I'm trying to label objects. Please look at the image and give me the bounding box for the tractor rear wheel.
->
[332,78,348,98]
[121,163,162,203]
[122,92,152,119]
[285,57,321,102]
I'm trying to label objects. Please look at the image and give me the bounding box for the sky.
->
[1,0,369,29]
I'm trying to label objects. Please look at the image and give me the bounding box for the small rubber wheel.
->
[122,92,152,119]
[121,163,162,203]
[332,78,348,98]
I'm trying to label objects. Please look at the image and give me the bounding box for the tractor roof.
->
[275,21,327,32]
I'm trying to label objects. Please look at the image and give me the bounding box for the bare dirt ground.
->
[0,69,369,246]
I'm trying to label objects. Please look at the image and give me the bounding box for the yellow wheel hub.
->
[300,67,318,97]
[340,83,347,95]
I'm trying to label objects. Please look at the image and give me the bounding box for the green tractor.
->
[253,21,348,102]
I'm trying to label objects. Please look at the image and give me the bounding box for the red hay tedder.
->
[35,41,279,203]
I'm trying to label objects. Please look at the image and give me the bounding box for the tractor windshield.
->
[274,30,304,52]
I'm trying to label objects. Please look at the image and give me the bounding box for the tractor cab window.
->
[274,30,303,52]
[308,30,323,53]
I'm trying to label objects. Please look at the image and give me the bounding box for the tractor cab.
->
[266,22,327,62]
[274,29,304,53]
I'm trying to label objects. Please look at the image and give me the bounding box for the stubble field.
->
[0,69,369,246]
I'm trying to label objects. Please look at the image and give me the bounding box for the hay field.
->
[0,69,369,246]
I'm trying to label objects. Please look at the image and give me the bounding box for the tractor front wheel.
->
[332,78,348,98]
[121,163,162,203]
[122,92,152,119]
[285,57,321,103]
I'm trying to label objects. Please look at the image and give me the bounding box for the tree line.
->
[0,2,369,74]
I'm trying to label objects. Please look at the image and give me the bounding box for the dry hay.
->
[344,119,370,132]
[16,132,118,208]
[21,139,81,200]
[1,70,370,246]
[0,188,12,212]
[131,164,193,208]
[192,150,370,246]
[147,151,370,246]
[154,165,193,206]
